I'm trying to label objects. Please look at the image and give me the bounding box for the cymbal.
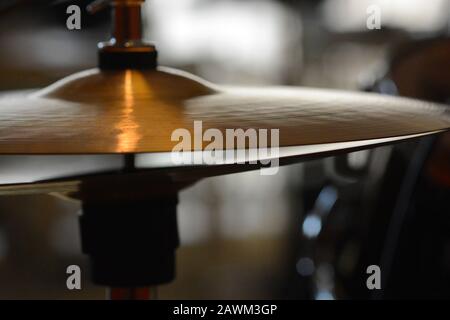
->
[0,65,448,194]
[0,67,448,154]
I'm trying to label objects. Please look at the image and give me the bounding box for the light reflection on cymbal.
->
[115,70,142,152]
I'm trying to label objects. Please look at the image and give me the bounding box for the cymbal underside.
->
[0,130,440,195]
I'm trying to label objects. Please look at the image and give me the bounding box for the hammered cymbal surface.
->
[0,67,448,155]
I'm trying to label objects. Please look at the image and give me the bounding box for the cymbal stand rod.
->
[108,287,158,300]
[112,0,144,45]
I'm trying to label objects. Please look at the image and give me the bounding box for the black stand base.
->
[79,194,179,287]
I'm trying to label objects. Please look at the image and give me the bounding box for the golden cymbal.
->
[0,65,447,194]
[0,67,448,155]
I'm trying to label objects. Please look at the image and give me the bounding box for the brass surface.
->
[0,67,448,155]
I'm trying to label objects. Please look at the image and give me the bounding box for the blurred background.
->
[0,0,449,299]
